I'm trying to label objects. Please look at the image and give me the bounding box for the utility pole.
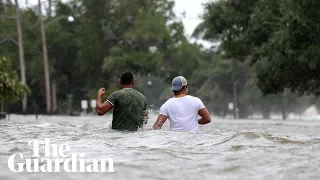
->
[38,0,52,114]
[14,0,27,113]
[52,80,57,113]
[48,0,52,17]
[47,0,57,114]
[231,59,238,119]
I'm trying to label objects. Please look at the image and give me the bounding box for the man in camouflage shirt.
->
[96,72,148,131]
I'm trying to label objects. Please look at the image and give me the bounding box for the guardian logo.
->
[8,138,114,172]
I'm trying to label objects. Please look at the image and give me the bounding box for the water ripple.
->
[0,115,319,180]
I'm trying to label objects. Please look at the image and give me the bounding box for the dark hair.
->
[120,72,134,85]
[173,85,187,94]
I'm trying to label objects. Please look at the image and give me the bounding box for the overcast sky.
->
[173,0,210,36]
[22,0,212,47]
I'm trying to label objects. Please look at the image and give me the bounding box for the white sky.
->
[173,0,209,35]
[22,0,213,47]
[173,0,213,47]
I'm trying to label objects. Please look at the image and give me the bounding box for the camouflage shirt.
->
[106,88,147,131]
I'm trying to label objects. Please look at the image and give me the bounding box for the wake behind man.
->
[96,72,148,131]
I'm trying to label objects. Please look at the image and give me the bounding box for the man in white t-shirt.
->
[153,76,211,133]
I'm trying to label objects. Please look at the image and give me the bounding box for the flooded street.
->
[0,114,319,180]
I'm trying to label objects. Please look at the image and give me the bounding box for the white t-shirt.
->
[159,95,206,133]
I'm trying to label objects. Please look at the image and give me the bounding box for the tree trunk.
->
[281,96,286,120]
[52,80,57,113]
[231,59,238,119]
[281,109,286,120]
[262,104,271,119]
[48,0,52,17]
[262,96,271,119]
[39,0,52,114]
[238,103,248,119]
[15,0,27,113]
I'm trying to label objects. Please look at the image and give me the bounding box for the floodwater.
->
[0,114,320,180]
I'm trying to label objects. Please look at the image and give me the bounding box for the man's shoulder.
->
[164,97,174,104]
[187,95,202,101]
[165,95,201,103]
[112,90,120,94]
[134,89,147,101]
[109,90,121,97]
[134,89,145,96]
[120,88,146,100]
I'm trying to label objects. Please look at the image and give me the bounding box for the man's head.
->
[171,76,188,95]
[120,72,134,87]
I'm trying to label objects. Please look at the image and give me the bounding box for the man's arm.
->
[153,114,167,130]
[96,88,113,116]
[198,108,211,124]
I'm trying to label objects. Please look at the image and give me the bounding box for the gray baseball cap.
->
[171,76,187,91]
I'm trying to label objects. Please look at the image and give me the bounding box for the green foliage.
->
[1,0,317,118]
[0,57,30,103]
[192,0,320,118]
[195,0,320,96]
[0,0,204,113]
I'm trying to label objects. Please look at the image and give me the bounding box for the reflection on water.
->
[0,114,320,180]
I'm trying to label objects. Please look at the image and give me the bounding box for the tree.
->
[190,50,250,117]
[195,0,320,96]
[14,0,27,112]
[0,57,29,111]
[247,0,320,95]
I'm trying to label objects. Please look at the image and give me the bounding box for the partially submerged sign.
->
[81,100,88,110]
